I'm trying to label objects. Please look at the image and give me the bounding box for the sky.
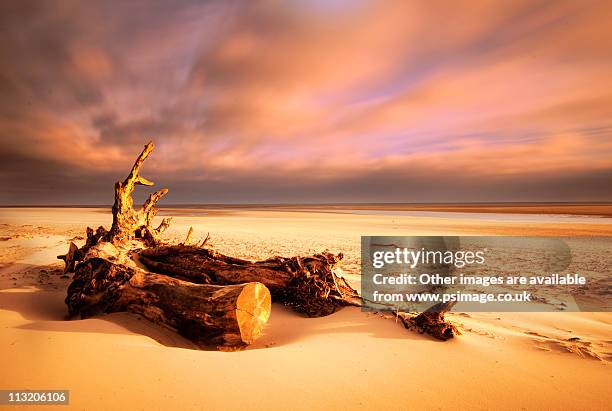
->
[1,0,611,205]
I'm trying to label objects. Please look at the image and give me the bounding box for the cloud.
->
[0,0,611,204]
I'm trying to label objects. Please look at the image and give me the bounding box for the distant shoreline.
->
[1,202,612,217]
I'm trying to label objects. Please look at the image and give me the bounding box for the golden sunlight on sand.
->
[0,207,610,410]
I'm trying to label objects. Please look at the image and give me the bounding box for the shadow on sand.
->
[1,263,430,352]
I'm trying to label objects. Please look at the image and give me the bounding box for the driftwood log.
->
[138,245,360,317]
[59,141,458,349]
[68,258,270,347]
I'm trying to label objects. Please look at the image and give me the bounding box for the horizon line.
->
[2,201,612,208]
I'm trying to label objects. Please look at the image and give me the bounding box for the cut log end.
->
[66,257,272,349]
[236,282,272,345]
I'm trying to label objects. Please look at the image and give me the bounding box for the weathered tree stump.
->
[59,142,273,349]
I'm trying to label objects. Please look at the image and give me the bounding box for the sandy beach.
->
[0,206,611,410]
[3,0,612,409]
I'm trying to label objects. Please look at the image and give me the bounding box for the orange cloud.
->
[1,0,611,204]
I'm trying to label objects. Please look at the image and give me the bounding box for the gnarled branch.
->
[108,141,169,246]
